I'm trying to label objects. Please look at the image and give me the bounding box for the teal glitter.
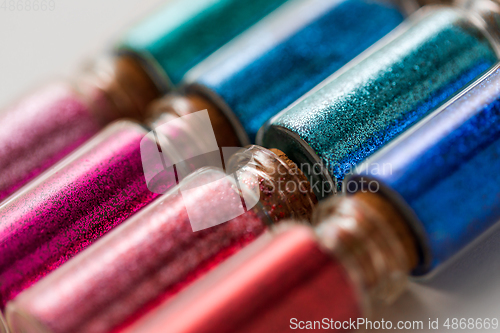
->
[117,0,288,88]
[259,7,498,197]
[352,66,500,274]
[188,0,405,142]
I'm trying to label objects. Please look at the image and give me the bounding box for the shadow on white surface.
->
[369,223,500,332]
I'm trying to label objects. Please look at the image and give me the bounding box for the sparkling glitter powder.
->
[6,146,317,333]
[0,83,108,202]
[187,0,405,141]
[7,168,269,333]
[354,66,500,274]
[118,0,289,87]
[260,7,498,194]
[0,121,166,307]
[119,226,361,333]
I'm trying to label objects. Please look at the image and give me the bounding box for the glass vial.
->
[5,146,316,333]
[0,54,160,203]
[352,63,500,274]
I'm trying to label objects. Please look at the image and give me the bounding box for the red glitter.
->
[122,225,362,333]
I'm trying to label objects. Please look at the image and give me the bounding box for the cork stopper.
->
[78,54,161,122]
[227,146,318,224]
[145,93,242,148]
[313,192,418,304]
[355,192,419,270]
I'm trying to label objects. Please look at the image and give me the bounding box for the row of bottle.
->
[7,58,500,331]
[103,60,500,333]
[2,0,500,331]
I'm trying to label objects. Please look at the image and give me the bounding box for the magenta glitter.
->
[0,120,168,307]
[0,83,110,202]
[6,168,268,333]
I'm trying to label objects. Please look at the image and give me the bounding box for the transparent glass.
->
[313,192,418,305]
[5,167,270,333]
[0,120,163,309]
[5,145,316,333]
[460,0,500,53]
[0,54,160,203]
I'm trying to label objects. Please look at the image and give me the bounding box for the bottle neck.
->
[78,54,161,123]
[146,93,243,148]
[313,192,418,304]
[145,95,318,222]
[227,146,318,223]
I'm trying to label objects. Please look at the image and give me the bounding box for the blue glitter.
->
[187,0,405,141]
[260,7,498,195]
[354,66,500,274]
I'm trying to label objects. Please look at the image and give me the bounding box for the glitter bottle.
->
[0,55,161,202]
[259,2,500,198]
[351,62,500,274]
[181,0,412,142]
[0,84,256,310]
[0,0,402,310]
[0,121,162,308]
[98,192,418,333]
[117,38,500,333]
[0,0,290,203]
[5,146,317,333]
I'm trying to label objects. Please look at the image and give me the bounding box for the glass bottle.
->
[352,62,500,274]
[5,146,317,333]
[119,51,500,333]
[0,55,161,202]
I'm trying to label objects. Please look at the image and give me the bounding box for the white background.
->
[1,1,500,332]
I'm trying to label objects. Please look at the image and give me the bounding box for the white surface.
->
[368,221,500,332]
[0,0,165,107]
[1,2,500,332]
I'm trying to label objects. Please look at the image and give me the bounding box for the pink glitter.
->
[8,169,268,333]
[0,83,111,202]
[0,120,168,307]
